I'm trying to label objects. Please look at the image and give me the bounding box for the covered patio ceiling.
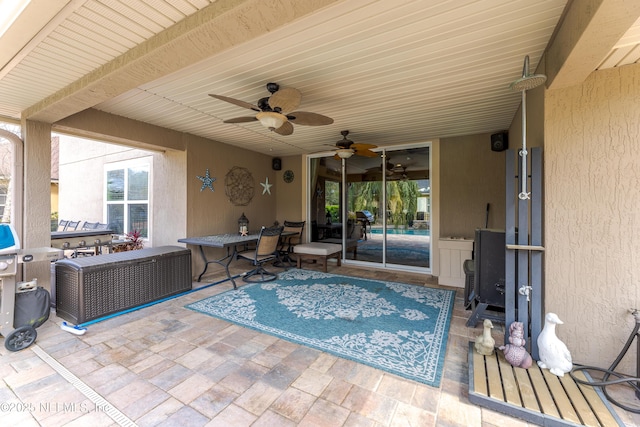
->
[1,0,640,158]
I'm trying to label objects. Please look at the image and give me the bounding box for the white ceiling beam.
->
[545,0,640,89]
[22,0,341,124]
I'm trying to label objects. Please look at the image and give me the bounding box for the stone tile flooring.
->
[1,262,639,426]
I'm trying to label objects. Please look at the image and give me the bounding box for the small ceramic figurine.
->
[499,322,532,368]
[508,321,526,347]
[537,312,573,376]
[474,319,495,356]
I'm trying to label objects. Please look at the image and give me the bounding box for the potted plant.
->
[112,229,144,252]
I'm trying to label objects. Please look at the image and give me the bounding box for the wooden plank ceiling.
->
[1,0,639,158]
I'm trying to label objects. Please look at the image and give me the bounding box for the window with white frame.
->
[105,160,149,238]
[0,183,7,220]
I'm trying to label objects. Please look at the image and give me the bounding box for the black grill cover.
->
[14,287,50,328]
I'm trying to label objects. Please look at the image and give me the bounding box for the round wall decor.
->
[225,166,255,206]
[283,170,294,183]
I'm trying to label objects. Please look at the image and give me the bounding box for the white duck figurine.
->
[537,312,573,376]
[474,319,495,356]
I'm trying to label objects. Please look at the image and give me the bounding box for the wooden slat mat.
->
[468,343,624,426]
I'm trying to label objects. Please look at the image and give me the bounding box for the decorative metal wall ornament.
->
[224,166,255,206]
[283,169,294,183]
[196,168,216,192]
[261,177,273,195]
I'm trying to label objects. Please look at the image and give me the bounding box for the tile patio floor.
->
[2,261,639,426]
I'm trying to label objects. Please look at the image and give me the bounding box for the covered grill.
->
[356,210,375,240]
[0,224,62,351]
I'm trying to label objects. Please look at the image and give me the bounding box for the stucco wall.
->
[22,121,53,289]
[59,137,154,225]
[152,147,187,248]
[185,136,278,276]
[275,155,304,233]
[545,63,640,374]
[439,133,507,238]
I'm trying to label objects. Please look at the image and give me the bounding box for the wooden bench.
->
[293,242,342,272]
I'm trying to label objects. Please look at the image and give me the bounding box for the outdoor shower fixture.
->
[510,55,547,200]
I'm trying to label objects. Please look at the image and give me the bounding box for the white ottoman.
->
[293,243,342,272]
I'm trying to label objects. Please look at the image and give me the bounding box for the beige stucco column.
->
[540,0,640,373]
[20,119,53,291]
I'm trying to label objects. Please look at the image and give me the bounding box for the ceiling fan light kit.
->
[332,130,378,159]
[336,148,354,159]
[256,111,287,131]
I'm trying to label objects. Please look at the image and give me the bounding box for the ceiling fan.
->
[390,164,409,180]
[209,82,333,135]
[387,163,409,181]
[333,130,378,159]
[365,160,394,176]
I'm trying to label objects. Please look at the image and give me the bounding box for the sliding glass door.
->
[308,144,431,272]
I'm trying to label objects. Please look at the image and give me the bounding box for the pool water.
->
[370,228,430,236]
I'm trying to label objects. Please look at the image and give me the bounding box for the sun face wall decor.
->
[224,166,254,206]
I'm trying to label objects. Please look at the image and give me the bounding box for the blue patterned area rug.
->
[186,269,455,387]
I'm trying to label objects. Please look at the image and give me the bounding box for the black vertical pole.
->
[505,150,517,345]
[517,149,530,345]
[530,147,543,359]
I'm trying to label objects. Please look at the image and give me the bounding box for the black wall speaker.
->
[490,132,508,152]
[272,157,282,171]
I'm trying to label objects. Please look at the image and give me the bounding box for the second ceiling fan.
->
[333,130,378,159]
[209,82,333,135]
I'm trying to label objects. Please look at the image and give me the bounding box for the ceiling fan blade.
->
[274,121,294,136]
[355,149,379,158]
[288,111,334,126]
[351,143,377,150]
[209,94,260,111]
[223,116,258,123]
[268,87,301,113]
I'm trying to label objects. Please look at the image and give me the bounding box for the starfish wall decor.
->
[196,168,216,192]
[261,177,273,195]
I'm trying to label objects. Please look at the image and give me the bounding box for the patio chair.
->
[66,220,81,231]
[275,220,305,267]
[237,226,284,283]
[57,220,70,231]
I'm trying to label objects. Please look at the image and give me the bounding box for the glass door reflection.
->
[309,145,431,271]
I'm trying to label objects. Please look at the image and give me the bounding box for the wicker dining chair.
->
[236,226,284,283]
